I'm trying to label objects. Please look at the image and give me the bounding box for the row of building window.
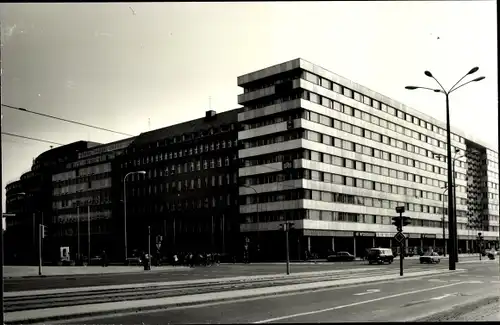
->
[124,155,238,182]
[242,129,468,195]
[243,182,467,219]
[129,123,236,152]
[127,195,237,214]
[242,209,445,229]
[300,96,464,169]
[54,190,112,209]
[244,158,466,207]
[300,113,467,180]
[301,70,465,145]
[129,173,238,197]
[125,140,238,169]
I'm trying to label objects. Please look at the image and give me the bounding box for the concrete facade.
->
[237,58,499,260]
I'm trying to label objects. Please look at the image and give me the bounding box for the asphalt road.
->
[4,259,465,292]
[58,262,499,324]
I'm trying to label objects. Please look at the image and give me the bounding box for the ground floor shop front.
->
[241,229,500,262]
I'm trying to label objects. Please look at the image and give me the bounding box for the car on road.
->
[326,251,355,262]
[419,252,441,264]
[487,250,498,260]
[367,248,394,265]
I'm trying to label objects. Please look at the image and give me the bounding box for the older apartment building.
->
[237,58,499,260]
[118,109,241,258]
[51,138,134,261]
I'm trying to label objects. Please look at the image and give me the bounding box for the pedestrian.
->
[101,250,108,267]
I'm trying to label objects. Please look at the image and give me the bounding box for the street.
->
[50,261,498,324]
[4,257,480,292]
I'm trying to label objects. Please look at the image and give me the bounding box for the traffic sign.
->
[394,232,406,243]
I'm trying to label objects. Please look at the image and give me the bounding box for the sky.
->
[0,1,498,216]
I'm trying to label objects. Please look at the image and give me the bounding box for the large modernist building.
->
[237,58,499,260]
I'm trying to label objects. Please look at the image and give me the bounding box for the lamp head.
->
[405,86,418,90]
[424,71,433,77]
[473,76,485,82]
[468,67,479,75]
[138,171,146,175]
[433,89,441,93]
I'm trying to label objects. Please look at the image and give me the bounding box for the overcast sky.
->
[1,1,498,213]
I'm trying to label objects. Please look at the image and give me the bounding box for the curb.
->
[5,269,462,324]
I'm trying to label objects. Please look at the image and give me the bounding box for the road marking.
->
[450,279,461,282]
[353,289,380,296]
[253,282,464,323]
[431,293,456,300]
[491,281,500,284]
[467,280,484,284]
[428,279,447,283]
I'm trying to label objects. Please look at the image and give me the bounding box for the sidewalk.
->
[3,265,188,279]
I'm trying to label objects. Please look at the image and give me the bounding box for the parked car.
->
[367,248,394,265]
[420,252,441,264]
[487,250,498,260]
[327,251,355,262]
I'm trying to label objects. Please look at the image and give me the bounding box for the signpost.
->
[477,232,484,261]
[392,206,411,277]
[39,224,47,276]
[156,235,163,251]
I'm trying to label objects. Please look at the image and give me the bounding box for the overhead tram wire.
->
[1,104,134,137]
[1,132,65,146]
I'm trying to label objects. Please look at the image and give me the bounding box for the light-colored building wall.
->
[237,58,499,242]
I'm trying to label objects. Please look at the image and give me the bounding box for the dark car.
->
[327,251,355,262]
[367,248,394,265]
[420,252,441,264]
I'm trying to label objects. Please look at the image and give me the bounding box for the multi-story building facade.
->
[51,138,134,262]
[118,109,240,259]
[4,141,94,264]
[237,58,499,261]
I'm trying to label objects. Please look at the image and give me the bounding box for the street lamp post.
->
[435,150,465,262]
[241,184,259,260]
[123,170,146,262]
[406,67,485,271]
[441,187,448,257]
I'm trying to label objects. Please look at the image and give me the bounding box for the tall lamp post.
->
[240,184,259,260]
[441,187,448,257]
[435,149,465,262]
[406,67,485,271]
[123,170,146,261]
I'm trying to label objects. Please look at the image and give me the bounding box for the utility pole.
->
[1,20,5,324]
[87,205,91,264]
[280,221,294,275]
[38,224,43,276]
[77,206,80,263]
[148,226,151,270]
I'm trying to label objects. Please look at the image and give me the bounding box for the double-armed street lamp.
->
[123,170,146,261]
[406,67,485,271]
